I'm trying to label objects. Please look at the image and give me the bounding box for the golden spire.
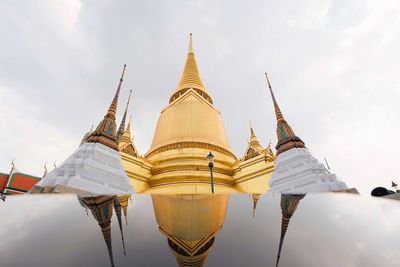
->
[249,121,261,148]
[265,72,305,155]
[126,115,132,135]
[87,65,127,151]
[117,89,132,140]
[242,122,263,161]
[170,33,212,103]
[188,32,193,53]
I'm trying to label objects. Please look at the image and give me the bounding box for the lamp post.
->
[207,152,215,194]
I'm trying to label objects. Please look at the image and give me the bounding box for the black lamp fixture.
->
[207,152,215,194]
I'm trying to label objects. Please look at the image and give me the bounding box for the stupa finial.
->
[169,33,211,103]
[189,33,193,53]
[116,64,127,97]
[249,120,256,137]
[265,72,284,122]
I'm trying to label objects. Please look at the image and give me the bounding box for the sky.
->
[1,0,400,195]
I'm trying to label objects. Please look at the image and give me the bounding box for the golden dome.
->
[147,90,232,154]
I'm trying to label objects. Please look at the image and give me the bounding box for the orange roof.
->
[1,171,41,194]
[8,173,41,192]
[0,173,8,192]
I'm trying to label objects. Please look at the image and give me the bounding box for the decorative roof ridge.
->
[162,88,217,113]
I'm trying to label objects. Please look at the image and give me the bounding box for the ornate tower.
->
[117,89,132,141]
[266,73,347,193]
[118,116,139,158]
[144,34,237,193]
[87,65,127,150]
[117,35,275,195]
[29,66,133,195]
[242,123,265,161]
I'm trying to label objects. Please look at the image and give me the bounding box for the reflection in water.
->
[152,194,229,267]
[252,193,261,218]
[116,195,131,225]
[276,194,305,267]
[113,197,127,255]
[78,195,131,267]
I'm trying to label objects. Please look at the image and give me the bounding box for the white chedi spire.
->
[30,65,133,195]
[269,147,347,194]
[265,73,347,194]
[30,142,134,195]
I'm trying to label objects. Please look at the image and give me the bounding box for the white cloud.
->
[0,85,77,176]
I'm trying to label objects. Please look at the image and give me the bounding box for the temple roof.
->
[0,162,41,194]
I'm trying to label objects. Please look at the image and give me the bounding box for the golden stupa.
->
[118,34,275,195]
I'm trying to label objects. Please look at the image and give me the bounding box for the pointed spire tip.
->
[188,33,193,53]
[120,64,127,81]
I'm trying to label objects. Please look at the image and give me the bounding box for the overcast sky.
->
[1,0,399,195]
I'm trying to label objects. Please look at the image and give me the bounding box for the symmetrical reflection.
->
[2,192,400,267]
[78,195,132,267]
[72,192,304,267]
[152,194,228,267]
[276,194,305,267]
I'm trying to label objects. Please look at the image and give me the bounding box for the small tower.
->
[265,73,348,193]
[87,65,127,151]
[117,89,132,140]
[242,122,264,161]
[265,73,305,156]
[29,65,134,195]
[118,116,139,157]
